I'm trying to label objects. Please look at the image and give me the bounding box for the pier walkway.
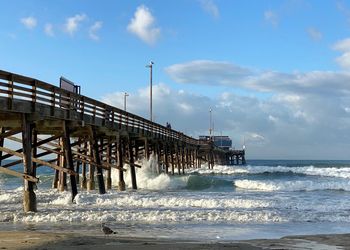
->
[0,69,245,212]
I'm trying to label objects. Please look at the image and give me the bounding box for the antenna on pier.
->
[243,136,246,150]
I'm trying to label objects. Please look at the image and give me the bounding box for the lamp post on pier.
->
[124,92,129,111]
[146,61,154,122]
[209,108,212,140]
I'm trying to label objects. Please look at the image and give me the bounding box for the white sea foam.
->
[234,179,350,191]
[0,187,278,223]
[49,191,73,205]
[111,154,188,190]
[75,192,270,209]
[187,165,249,175]
[245,165,350,179]
[1,181,350,224]
[0,192,21,203]
[2,161,350,227]
[189,164,350,179]
[11,208,284,224]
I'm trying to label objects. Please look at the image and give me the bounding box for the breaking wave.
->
[189,164,350,179]
[234,179,350,192]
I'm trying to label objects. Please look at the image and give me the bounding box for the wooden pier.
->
[0,69,245,212]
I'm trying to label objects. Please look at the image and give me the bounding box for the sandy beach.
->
[0,231,348,250]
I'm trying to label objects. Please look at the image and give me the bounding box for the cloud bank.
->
[101,68,350,159]
[124,40,350,159]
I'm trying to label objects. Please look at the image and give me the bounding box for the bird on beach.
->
[101,223,117,235]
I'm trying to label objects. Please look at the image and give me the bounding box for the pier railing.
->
[0,70,198,145]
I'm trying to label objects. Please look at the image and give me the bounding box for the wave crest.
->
[234,179,350,191]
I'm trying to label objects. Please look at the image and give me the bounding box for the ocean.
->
[1,158,350,241]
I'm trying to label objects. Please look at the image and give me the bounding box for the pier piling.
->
[117,140,126,191]
[22,114,37,212]
[129,139,137,190]
[62,121,78,201]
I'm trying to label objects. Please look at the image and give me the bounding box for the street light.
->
[146,61,154,122]
[124,92,129,111]
[209,108,212,139]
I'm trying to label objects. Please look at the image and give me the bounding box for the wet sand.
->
[0,231,349,250]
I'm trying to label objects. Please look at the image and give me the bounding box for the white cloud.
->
[64,14,87,36]
[264,10,278,26]
[307,27,322,41]
[199,0,220,19]
[166,60,350,97]
[20,16,37,29]
[89,21,102,41]
[166,60,253,85]
[44,23,54,37]
[178,102,194,114]
[333,38,350,69]
[268,115,278,123]
[333,38,350,51]
[246,133,266,143]
[127,5,160,45]
[102,83,211,133]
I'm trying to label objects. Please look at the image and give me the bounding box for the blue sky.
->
[2,0,350,159]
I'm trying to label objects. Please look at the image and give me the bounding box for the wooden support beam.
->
[0,146,76,175]
[36,158,56,167]
[1,158,23,168]
[3,134,62,161]
[32,130,37,178]
[52,153,59,189]
[117,140,126,191]
[170,147,175,175]
[0,127,4,166]
[195,149,199,168]
[164,145,169,174]
[129,140,137,190]
[181,147,185,174]
[0,128,21,139]
[91,128,106,194]
[0,166,39,183]
[156,143,161,174]
[176,145,181,175]
[35,134,62,147]
[0,146,24,162]
[62,121,78,202]
[185,148,189,169]
[144,138,149,160]
[22,115,37,212]
[2,143,63,169]
[87,142,95,191]
[72,154,123,171]
[198,156,208,162]
[57,138,66,192]
[81,142,87,190]
[192,148,196,168]
[75,147,81,185]
[124,160,142,168]
[106,142,112,190]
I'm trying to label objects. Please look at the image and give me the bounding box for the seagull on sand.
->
[101,223,117,235]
